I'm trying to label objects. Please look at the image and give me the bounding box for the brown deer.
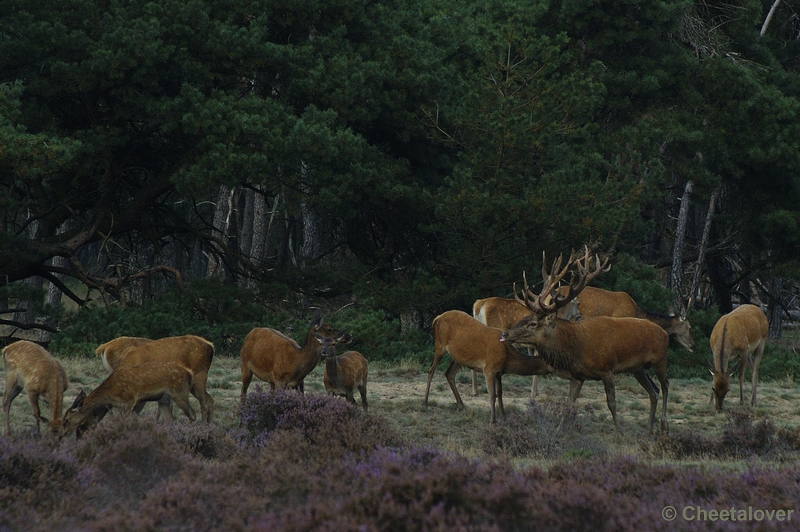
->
[708,304,769,412]
[472,295,581,397]
[240,310,343,401]
[3,340,68,436]
[321,335,368,411]
[424,309,577,424]
[501,247,670,434]
[556,285,696,352]
[95,336,152,371]
[60,361,195,439]
[96,335,215,422]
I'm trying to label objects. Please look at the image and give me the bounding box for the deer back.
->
[116,335,214,376]
[559,286,637,318]
[95,336,152,371]
[324,350,368,392]
[710,304,769,363]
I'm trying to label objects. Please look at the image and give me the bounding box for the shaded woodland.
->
[3,0,800,343]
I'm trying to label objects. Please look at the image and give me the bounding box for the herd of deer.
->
[1,248,771,439]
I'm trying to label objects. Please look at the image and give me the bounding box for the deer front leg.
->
[444,361,465,410]
[601,375,622,434]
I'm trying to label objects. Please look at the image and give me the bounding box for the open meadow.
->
[3,342,800,530]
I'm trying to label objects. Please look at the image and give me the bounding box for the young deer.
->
[240,310,344,402]
[425,309,576,424]
[708,304,769,411]
[98,335,215,422]
[502,247,670,435]
[60,361,195,439]
[3,340,68,436]
[472,295,581,397]
[321,335,368,411]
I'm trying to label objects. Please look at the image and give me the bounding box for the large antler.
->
[515,245,610,317]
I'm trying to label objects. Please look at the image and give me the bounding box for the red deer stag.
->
[501,248,670,434]
[556,285,696,352]
[60,361,195,439]
[3,340,68,436]
[424,309,577,424]
[240,310,343,402]
[321,335,369,411]
[471,295,581,396]
[708,304,769,412]
[96,335,215,422]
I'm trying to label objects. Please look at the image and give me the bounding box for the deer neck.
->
[532,320,586,373]
[299,329,323,366]
[503,346,553,376]
[325,355,343,386]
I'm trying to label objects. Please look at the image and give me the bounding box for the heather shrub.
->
[240,388,402,457]
[480,400,606,460]
[65,413,194,503]
[168,422,242,460]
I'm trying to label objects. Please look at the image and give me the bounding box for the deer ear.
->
[310,310,323,330]
[70,389,87,410]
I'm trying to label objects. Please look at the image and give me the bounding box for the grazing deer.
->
[708,304,769,412]
[501,247,670,434]
[556,285,696,352]
[95,336,152,371]
[424,309,576,424]
[472,295,581,397]
[60,362,195,439]
[321,335,368,411]
[3,340,68,436]
[98,335,215,422]
[240,310,344,401]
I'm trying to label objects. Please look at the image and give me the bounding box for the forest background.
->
[3,0,800,373]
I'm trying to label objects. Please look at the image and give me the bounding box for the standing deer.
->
[97,335,215,422]
[240,310,344,401]
[60,362,195,439]
[556,285,696,352]
[3,340,68,436]
[472,295,581,396]
[95,336,152,371]
[321,335,369,411]
[501,248,670,434]
[424,309,576,424]
[708,304,769,412]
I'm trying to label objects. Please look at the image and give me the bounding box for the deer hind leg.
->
[737,352,747,405]
[444,361,466,410]
[240,365,254,404]
[632,369,659,435]
[190,372,213,423]
[358,384,368,412]
[471,370,480,396]
[424,346,447,406]
[750,341,766,408]
[601,375,622,434]
[26,391,43,435]
[171,391,196,422]
[3,380,23,436]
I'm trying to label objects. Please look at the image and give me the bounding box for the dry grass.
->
[3,350,800,466]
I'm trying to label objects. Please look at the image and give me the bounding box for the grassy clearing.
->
[4,349,800,467]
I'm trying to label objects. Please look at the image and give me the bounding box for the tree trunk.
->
[299,162,320,267]
[207,184,232,277]
[768,276,783,339]
[688,188,718,310]
[669,180,692,311]
[251,186,268,265]
[760,0,783,36]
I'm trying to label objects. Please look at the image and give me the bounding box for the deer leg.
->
[157,396,175,422]
[240,366,254,404]
[632,370,659,435]
[26,391,42,435]
[601,375,622,434]
[495,373,505,420]
[567,378,584,403]
[483,370,498,424]
[531,375,539,397]
[444,361,466,410]
[424,348,446,406]
[171,392,196,422]
[3,381,23,436]
[471,370,480,396]
[358,384,368,412]
[750,342,765,408]
[737,354,746,405]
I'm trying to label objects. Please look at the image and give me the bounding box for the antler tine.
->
[548,245,611,311]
